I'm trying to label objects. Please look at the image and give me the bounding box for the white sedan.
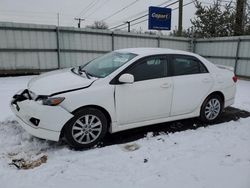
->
[11,48,237,149]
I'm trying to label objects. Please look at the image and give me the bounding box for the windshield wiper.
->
[78,66,91,79]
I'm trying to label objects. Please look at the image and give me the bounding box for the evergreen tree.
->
[244,2,250,35]
[169,27,194,38]
[190,0,235,38]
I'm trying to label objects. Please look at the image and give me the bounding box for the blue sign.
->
[148,6,171,30]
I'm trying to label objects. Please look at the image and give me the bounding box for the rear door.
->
[169,54,213,116]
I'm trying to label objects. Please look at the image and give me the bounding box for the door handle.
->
[161,83,171,88]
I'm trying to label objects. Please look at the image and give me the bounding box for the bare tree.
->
[86,21,109,30]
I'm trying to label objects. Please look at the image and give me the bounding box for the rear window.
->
[172,55,208,76]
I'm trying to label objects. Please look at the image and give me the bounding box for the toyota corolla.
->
[10,48,237,149]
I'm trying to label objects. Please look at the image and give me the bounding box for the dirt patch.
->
[9,155,47,170]
[122,143,140,152]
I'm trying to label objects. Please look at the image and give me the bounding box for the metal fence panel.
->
[160,39,190,51]
[195,36,250,78]
[60,52,102,68]
[204,57,236,68]
[114,36,158,49]
[38,52,58,69]
[60,32,112,51]
[238,40,250,58]
[195,41,237,57]
[0,52,58,70]
[0,29,57,49]
[236,60,250,77]
[0,22,250,78]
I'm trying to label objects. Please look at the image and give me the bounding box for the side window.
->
[199,62,208,73]
[127,57,167,82]
[172,56,208,76]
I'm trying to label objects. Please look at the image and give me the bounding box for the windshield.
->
[80,52,137,78]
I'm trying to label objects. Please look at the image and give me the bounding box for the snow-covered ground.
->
[0,76,249,188]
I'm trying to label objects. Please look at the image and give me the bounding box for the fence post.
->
[157,36,160,47]
[111,32,114,51]
[190,36,196,53]
[234,38,241,75]
[56,26,61,69]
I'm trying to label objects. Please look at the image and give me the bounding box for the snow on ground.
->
[0,76,250,188]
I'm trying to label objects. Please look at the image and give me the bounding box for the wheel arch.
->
[200,91,225,116]
[206,91,225,107]
[198,91,225,122]
[60,105,112,138]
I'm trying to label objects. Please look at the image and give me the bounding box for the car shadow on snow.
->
[6,107,250,169]
[99,107,250,147]
[5,106,250,170]
[19,106,248,150]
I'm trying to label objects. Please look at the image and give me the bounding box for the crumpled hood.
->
[28,68,96,96]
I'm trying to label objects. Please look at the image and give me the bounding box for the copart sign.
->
[148,6,171,30]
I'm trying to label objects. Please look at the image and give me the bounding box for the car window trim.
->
[110,54,169,85]
[169,54,209,77]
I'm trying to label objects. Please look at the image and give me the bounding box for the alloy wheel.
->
[204,98,221,120]
[71,114,102,144]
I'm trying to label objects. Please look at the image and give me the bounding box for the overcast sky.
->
[0,0,237,33]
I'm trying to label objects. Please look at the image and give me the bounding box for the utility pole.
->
[74,18,85,28]
[234,0,247,36]
[177,0,183,36]
[125,21,131,32]
[57,13,60,26]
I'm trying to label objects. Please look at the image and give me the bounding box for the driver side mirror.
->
[118,73,134,84]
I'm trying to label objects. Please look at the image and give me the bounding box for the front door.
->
[114,56,173,125]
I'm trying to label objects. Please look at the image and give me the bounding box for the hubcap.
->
[72,114,102,144]
[204,98,221,120]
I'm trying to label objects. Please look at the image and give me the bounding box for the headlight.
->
[37,97,65,106]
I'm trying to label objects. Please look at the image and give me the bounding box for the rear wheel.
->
[200,95,223,123]
[64,108,108,149]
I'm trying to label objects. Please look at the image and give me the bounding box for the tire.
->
[199,95,223,123]
[64,108,108,149]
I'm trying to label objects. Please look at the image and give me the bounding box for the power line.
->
[76,0,99,18]
[126,0,174,19]
[109,0,179,30]
[101,0,140,22]
[71,0,100,26]
[84,0,111,19]
[117,1,194,30]
[109,0,174,26]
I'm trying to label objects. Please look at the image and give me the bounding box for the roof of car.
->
[115,48,196,57]
[114,48,218,73]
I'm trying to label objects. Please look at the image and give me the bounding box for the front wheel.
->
[64,108,108,149]
[200,95,223,123]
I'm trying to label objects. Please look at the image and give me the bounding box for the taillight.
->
[232,76,237,83]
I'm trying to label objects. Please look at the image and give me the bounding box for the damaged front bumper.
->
[10,89,73,141]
